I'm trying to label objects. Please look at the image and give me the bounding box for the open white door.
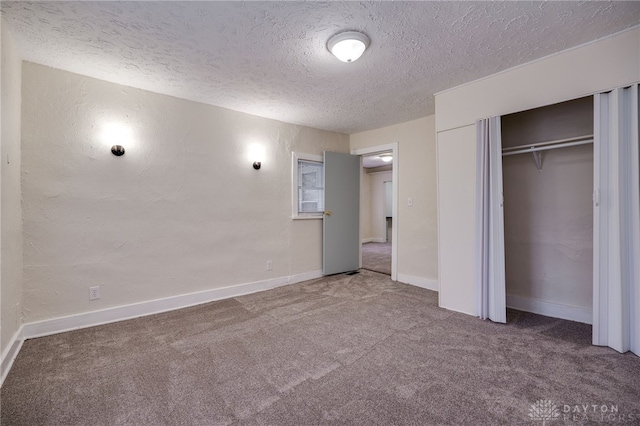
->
[323,151,360,275]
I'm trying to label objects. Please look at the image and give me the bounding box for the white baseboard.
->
[1,325,24,387]
[362,238,386,243]
[397,274,438,292]
[507,294,592,324]
[23,270,323,340]
[289,269,324,283]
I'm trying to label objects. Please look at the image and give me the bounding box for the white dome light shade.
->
[379,153,393,162]
[327,31,370,63]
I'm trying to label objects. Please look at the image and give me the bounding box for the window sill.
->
[292,215,323,220]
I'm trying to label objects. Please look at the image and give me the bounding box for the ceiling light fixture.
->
[379,153,393,162]
[327,31,370,63]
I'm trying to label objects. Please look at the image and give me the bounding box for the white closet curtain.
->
[475,117,506,323]
[593,83,640,355]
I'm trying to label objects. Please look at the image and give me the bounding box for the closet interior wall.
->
[501,97,594,321]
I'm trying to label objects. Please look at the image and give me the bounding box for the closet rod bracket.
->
[532,151,543,171]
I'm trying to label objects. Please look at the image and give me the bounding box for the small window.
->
[292,153,324,218]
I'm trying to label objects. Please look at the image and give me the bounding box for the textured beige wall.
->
[350,115,438,282]
[1,20,24,358]
[21,62,349,322]
[435,27,639,315]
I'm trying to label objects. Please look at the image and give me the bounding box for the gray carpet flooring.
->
[361,242,391,275]
[2,270,639,425]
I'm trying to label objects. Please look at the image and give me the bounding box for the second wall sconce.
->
[111,145,125,156]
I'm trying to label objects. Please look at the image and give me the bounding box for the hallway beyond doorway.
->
[361,242,391,275]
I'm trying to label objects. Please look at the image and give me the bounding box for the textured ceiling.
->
[2,1,639,134]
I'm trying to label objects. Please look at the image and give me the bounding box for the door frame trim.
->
[352,143,399,281]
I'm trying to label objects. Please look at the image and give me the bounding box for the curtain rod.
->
[502,138,593,157]
[502,134,594,153]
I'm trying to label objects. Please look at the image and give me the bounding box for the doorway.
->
[360,152,393,275]
[352,143,398,280]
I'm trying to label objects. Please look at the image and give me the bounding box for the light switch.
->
[407,197,413,207]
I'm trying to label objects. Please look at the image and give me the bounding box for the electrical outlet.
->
[89,286,100,300]
[267,260,273,271]
[407,197,413,207]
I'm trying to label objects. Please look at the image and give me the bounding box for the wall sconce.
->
[328,31,370,63]
[111,145,125,156]
[247,142,266,170]
[102,122,132,156]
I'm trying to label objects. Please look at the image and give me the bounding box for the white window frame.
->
[292,152,324,219]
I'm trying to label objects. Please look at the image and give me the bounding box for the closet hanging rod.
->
[502,134,593,153]
[502,138,593,157]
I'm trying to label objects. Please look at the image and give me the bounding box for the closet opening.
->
[501,96,594,324]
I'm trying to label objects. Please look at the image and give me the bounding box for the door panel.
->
[323,151,360,275]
